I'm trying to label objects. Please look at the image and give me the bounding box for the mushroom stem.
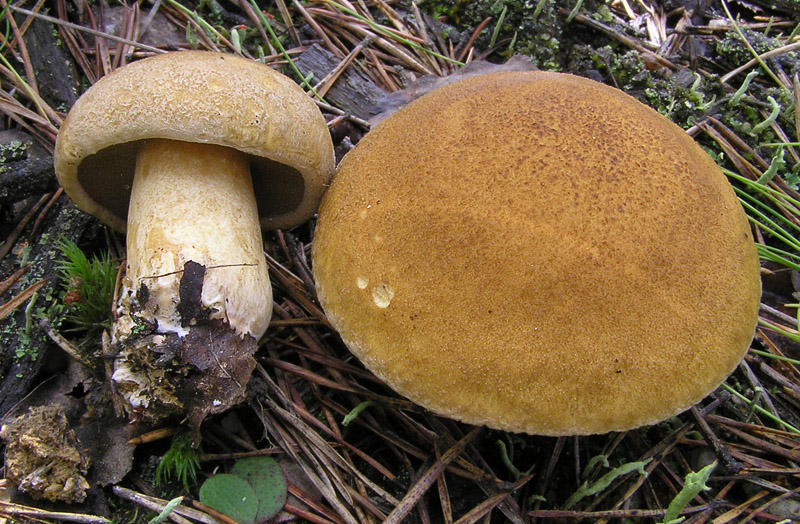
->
[121,138,272,339]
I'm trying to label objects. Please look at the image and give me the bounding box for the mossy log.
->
[0,196,98,417]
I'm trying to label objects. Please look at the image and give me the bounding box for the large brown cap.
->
[54,51,334,232]
[312,71,762,436]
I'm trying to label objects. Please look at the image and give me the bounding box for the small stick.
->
[383,427,483,524]
[456,16,491,63]
[528,504,716,519]
[38,318,94,368]
[189,501,239,524]
[314,35,374,98]
[113,486,219,524]
[0,192,50,263]
[0,278,47,321]
[0,265,30,297]
[690,406,744,473]
[0,500,112,524]
[128,426,177,445]
[30,187,63,236]
[102,330,124,418]
[8,5,165,55]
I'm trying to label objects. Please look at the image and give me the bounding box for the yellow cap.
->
[313,71,761,435]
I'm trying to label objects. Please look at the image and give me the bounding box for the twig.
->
[189,501,239,524]
[112,486,220,524]
[0,500,112,524]
[738,486,800,523]
[384,427,483,524]
[0,264,29,296]
[456,16,491,63]
[690,406,744,473]
[274,0,300,47]
[454,475,531,524]
[0,278,47,321]
[282,502,342,524]
[314,35,373,98]
[8,5,165,55]
[0,192,50,263]
[38,317,95,368]
[528,504,718,519]
[760,303,799,327]
[291,0,343,57]
[565,10,677,70]
[128,426,177,445]
[30,187,63,237]
[0,0,39,94]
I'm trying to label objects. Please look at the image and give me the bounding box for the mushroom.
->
[55,51,334,424]
[312,71,761,435]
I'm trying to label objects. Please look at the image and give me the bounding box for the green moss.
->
[423,0,562,68]
[716,27,784,69]
[592,5,614,23]
[566,45,727,127]
[1,297,44,365]
[56,238,117,344]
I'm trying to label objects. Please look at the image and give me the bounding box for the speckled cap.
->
[312,71,762,435]
[55,51,334,232]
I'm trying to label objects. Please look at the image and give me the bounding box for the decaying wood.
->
[14,15,79,112]
[295,43,385,122]
[0,197,98,417]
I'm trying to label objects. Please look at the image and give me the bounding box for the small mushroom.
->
[312,71,762,435]
[55,51,334,424]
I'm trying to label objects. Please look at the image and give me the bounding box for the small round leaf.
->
[199,473,258,524]
[231,457,288,522]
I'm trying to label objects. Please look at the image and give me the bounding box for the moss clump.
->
[566,46,723,128]
[716,27,794,71]
[567,46,654,91]
[56,238,117,340]
[424,0,562,69]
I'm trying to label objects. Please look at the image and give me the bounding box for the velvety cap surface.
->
[55,51,334,231]
[312,71,762,435]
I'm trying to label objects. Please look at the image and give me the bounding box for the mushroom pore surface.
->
[312,71,762,436]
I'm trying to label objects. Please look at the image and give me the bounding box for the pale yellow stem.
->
[123,138,272,338]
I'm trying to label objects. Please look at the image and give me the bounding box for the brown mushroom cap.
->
[54,51,334,232]
[312,71,762,436]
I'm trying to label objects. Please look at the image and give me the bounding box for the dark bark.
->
[0,130,59,206]
[15,15,79,111]
[294,43,385,122]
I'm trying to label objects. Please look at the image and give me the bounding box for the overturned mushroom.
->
[312,71,761,435]
[55,51,334,425]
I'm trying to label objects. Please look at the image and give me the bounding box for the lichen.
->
[0,139,30,164]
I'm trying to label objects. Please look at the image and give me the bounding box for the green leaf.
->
[231,457,288,523]
[199,474,258,524]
